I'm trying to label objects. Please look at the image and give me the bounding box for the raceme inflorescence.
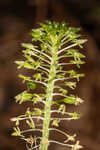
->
[11,21,87,150]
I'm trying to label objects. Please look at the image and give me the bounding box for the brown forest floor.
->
[0,0,100,150]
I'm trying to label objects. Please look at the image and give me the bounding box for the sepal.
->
[15,91,33,104]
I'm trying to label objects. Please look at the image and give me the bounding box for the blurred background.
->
[0,0,100,150]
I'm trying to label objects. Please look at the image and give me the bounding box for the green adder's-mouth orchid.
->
[11,21,87,150]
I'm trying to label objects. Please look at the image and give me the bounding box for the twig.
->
[49,140,73,148]
[54,78,68,82]
[58,43,77,55]
[51,117,72,121]
[31,48,52,61]
[49,128,69,137]
[39,66,49,73]
[53,93,68,98]
[22,129,42,134]
[18,116,44,121]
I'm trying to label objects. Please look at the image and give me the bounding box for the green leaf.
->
[57,95,83,105]
[32,94,45,104]
[23,62,34,69]
[59,88,68,95]
[19,74,31,83]
[58,104,66,114]
[56,73,65,79]
[65,82,76,89]
[32,108,42,116]
[75,97,84,105]
[73,39,87,48]
[67,70,84,81]
[70,60,85,68]
[22,43,37,50]
[25,107,32,116]
[68,112,81,120]
[15,118,20,126]
[12,127,23,137]
[27,81,37,90]
[33,61,41,70]
[67,49,85,57]
[24,55,35,63]
[15,61,25,69]
[10,117,20,126]
[32,28,44,42]
[52,120,60,127]
[59,95,76,104]
[26,120,35,129]
[15,61,34,69]
[33,73,42,81]
[32,96,39,104]
[41,43,48,52]
[15,91,33,104]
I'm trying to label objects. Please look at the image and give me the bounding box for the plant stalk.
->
[40,45,58,150]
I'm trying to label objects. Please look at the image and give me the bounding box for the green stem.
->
[40,46,58,150]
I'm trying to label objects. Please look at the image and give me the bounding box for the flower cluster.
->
[11,21,87,150]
